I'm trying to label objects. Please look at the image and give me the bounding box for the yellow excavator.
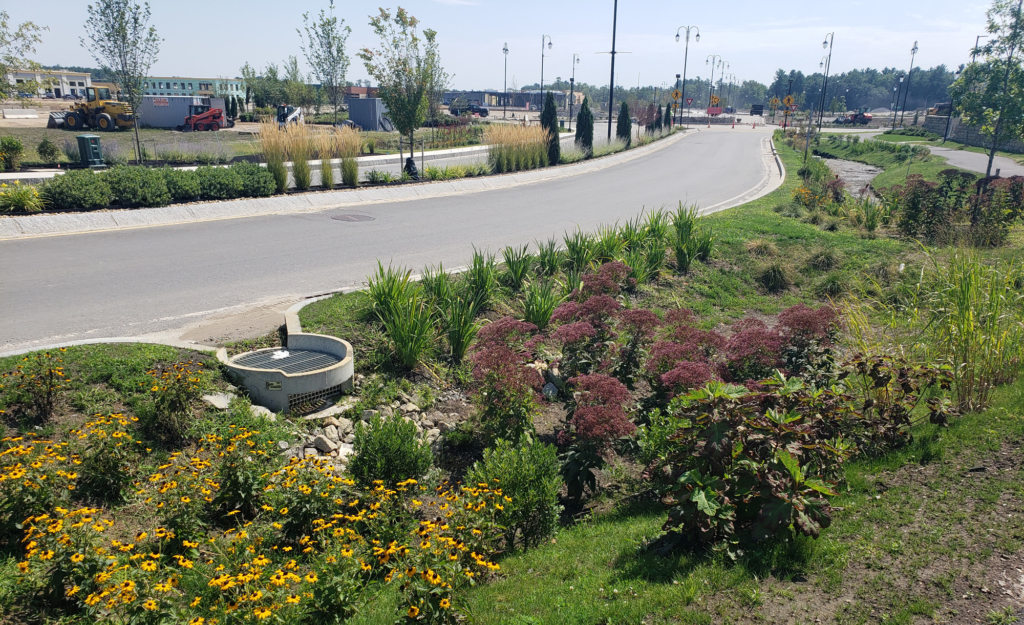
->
[60,87,134,132]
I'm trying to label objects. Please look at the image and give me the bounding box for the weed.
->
[746,238,779,257]
[758,262,792,293]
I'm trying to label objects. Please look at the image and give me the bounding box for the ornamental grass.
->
[486,125,549,173]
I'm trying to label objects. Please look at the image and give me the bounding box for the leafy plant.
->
[36,138,61,164]
[563,228,596,272]
[232,161,276,197]
[195,165,244,200]
[502,244,532,291]
[535,237,563,276]
[364,168,394,183]
[1,350,66,423]
[470,318,541,444]
[140,360,206,445]
[0,136,25,171]
[0,181,46,213]
[41,169,112,210]
[349,414,432,487]
[465,248,497,310]
[161,168,201,202]
[439,291,481,364]
[522,279,561,331]
[382,291,435,369]
[104,165,171,207]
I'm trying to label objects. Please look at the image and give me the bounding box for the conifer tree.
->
[575,96,594,154]
[616,100,631,147]
[541,90,560,165]
[655,104,663,130]
[664,104,673,128]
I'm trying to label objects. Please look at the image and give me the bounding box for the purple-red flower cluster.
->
[563,374,635,448]
[581,261,634,296]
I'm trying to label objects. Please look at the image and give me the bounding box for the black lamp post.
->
[675,25,700,127]
[569,53,579,130]
[899,41,919,126]
[502,42,509,119]
[540,34,553,111]
[892,74,905,129]
[817,32,834,131]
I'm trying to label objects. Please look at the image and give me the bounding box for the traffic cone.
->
[732,118,735,129]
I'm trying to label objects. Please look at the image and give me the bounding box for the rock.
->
[542,382,559,401]
[277,440,291,451]
[325,417,342,428]
[301,397,357,421]
[343,434,355,444]
[436,421,451,433]
[336,418,353,435]
[324,425,339,442]
[400,403,420,414]
[201,393,233,410]
[336,443,355,462]
[425,428,441,444]
[251,405,276,421]
[361,410,379,421]
[313,436,337,453]
[421,418,435,428]
[304,447,319,458]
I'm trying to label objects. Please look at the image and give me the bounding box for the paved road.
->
[927,146,1024,177]
[0,127,774,352]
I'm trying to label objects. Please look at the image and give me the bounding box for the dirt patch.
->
[823,158,883,199]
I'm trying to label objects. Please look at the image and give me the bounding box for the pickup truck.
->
[449,104,489,117]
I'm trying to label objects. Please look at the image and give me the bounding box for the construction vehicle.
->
[178,104,232,132]
[750,104,765,116]
[927,102,952,116]
[848,107,873,125]
[277,105,303,128]
[56,87,134,132]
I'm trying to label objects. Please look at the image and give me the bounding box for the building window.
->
[188,82,193,89]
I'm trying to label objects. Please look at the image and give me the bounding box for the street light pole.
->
[569,53,579,130]
[540,34,553,110]
[607,0,619,140]
[818,33,834,131]
[899,41,918,126]
[502,43,509,119]
[675,25,700,127]
[973,35,989,63]
[892,74,904,129]
[705,54,722,116]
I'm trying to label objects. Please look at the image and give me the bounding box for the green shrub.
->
[231,161,276,197]
[808,246,842,271]
[0,181,46,213]
[104,165,171,207]
[196,166,244,200]
[37,138,61,164]
[465,439,562,551]
[349,414,432,487]
[502,244,532,291]
[758,262,792,293]
[439,292,481,364]
[0,136,25,170]
[162,168,201,202]
[41,169,112,210]
[341,157,359,186]
[523,279,560,330]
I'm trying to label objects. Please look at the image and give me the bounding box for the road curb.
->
[0,132,691,241]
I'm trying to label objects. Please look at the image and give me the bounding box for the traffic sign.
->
[783,94,794,107]
[671,89,682,100]
[769,97,780,107]
[790,104,798,111]
[710,95,720,105]
[686,98,693,105]
[672,103,678,108]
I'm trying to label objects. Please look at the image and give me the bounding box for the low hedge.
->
[39,162,280,211]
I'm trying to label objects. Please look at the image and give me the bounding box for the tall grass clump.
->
[367,262,435,369]
[466,248,498,310]
[592,137,627,158]
[594,224,624,262]
[672,202,700,274]
[502,244,533,291]
[258,121,288,193]
[314,130,335,189]
[439,291,482,364]
[564,228,596,272]
[558,143,587,164]
[487,125,549,173]
[644,207,671,244]
[331,126,362,187]
[523,280,561,330]
[420,263,453,305]
[535,237,563,276]
[285,123,312,191]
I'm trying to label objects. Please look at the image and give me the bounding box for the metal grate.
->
[232,349,342,374]
[288,382,349,413]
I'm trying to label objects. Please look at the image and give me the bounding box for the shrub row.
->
[40,162,276,210]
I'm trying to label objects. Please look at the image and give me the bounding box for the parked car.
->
[42,93,55,99]
[448,103,489,117]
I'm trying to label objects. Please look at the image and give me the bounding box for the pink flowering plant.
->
[469,318,543,443]
[558,374,635,499]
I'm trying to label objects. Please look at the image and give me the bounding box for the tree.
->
[952,0,1024,177]
[575,96,594,153]
[664,104,673,128]
[423,29,451,128]
[358,8,431,153]
[81,0,161,164]
[1,11,47,101]
[655,104,663,130]
[541,90,560,165]
[298,0,351,126]
[617,100,631,146]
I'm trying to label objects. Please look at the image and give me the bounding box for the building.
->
[5,69,91,98]
[344,86,379,99]
[144,76,244,98]
[443,89,568,110]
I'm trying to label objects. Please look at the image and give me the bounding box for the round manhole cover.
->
[331,214,374,222]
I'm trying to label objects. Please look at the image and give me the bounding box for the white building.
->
[5,69,92,98]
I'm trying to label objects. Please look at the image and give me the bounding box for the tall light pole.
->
[568,53,580,130]
[706,54,722,116]
[607,0,619,140]
[540,34,553,111]
[675,25,700,126]
[892,73,905,129]
[817,32,834,131]
[899,41,918,126]
[972,35,989,63]
[502,43,509,119]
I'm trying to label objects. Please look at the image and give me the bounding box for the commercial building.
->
[144,77,244,98]
[443,89,568,110]
[5,69,91,97]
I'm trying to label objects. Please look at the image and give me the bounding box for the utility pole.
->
[540,34,553,110]
[503,43,509,119]
[606,0,619,140]
[818,33,834,131]
[569,53,579,130]
[899,41,919,126]
[706,54,722,124]
[892,74,905,129]
[675,25,700,126]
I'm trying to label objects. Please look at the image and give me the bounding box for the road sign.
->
[672,103,678,108]
[790,104,798,111]
[686,98,693,105]
[783,95,794,107]
[707,106,723,116]
[671,89,682,100]
[710,95,720,106]
[769,97,780,107]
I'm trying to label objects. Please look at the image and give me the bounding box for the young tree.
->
[1,11,47,101]
[541,90,560,165]
[81,0,161,163]
[616,100,631,146]
[664,103,673,128]
[952,0,1024,177]
[299,0,351,126]
[424,29,451,128]
[575,96,594,153]
[358,7,431,153]
[655,104,663,130]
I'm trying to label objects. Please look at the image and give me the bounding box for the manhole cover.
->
[331,214,374,222]
[232,349,342,374]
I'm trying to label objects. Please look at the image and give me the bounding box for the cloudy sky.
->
[11,0,991,88]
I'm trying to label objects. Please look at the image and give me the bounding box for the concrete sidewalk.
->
[0,131,690,240]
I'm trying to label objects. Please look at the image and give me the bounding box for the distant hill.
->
[41,65,113,82]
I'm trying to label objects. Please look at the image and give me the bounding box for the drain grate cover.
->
[331,214,374,222]
[232,349,342,374]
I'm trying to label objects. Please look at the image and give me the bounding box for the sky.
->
[10,0,993,90]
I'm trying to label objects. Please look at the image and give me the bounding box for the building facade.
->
[5,69,91,97]
[144,77,244,98]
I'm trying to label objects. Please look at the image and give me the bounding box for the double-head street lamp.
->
[540,34,553,110]
[705,54,723,117]
[502,43,509,118]
[675,25,699,126]
[817,33,834,131]
[569,53,580,130]
[899,41,919,126]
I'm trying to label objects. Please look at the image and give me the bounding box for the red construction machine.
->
[179,104,232,131]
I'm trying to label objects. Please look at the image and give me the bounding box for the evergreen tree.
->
[575,96,594,154]
[664,104,673,128]
[655,104,663,130]
[541,91,560,166]
[229,95,238,119]
[616,100,631,147]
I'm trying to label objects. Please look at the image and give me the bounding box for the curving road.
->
[0,126,777,353]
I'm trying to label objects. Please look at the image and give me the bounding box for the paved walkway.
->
[927,145,1024,177]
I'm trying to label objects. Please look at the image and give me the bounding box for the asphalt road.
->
[0,126,773,353]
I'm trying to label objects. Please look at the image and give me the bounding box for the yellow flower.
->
[70,553,85,563]
[141,561,157,572]
[253,607,272,619]
[286,595,300,604]
[142,599,158,611]
[440,598,451,609]
[190,597,202,607]
[407,605,420,617]
[304,572,318,583]
[188,618,204,625]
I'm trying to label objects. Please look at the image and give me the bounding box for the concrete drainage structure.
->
[217,299,353,414]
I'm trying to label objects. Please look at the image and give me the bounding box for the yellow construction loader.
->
[58,87,134,132]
